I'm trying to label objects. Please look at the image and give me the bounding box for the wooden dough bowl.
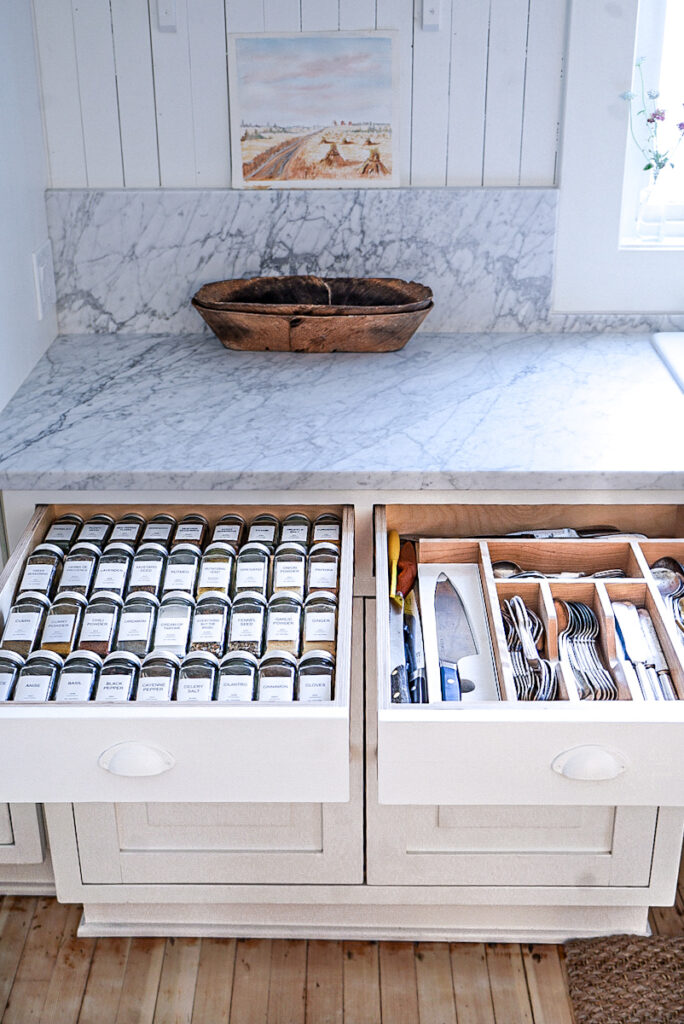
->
[192,276,433,353]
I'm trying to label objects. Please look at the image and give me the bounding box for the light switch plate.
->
[422,0,441,30]
[32,240,56,322]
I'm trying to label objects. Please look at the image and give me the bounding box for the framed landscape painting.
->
[228,32,398,188]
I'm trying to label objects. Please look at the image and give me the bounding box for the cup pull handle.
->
[98,742,175,777]
[551,745,626,781]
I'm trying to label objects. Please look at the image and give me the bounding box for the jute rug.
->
[564,935,684,1024]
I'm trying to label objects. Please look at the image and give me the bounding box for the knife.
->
[434,573,478,701]
[612,602,661,700]
[404,589,427,703]
[637,608,676,701]
[389,600,411,703]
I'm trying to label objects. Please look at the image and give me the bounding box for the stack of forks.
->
[556,600,619,700]
[502,596,556,701]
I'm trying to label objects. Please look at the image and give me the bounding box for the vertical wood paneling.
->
[150,0,197,186]
[301,0,339,30]
[376,0,413,185]
[264,0,301,32]
[446,0,491,185]
[339,0,376,30]
[482,0,530,185]
[32,0,87,187]
[110,0,160,187]
[519,0,568,185]
[226,0,266,32]
[188,0,231,186]
[410,0,454,185]
[71,0,123,186]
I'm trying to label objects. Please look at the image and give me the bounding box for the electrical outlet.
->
[32,240,56,322]
[422,0,441,30]
[157,0,176,31]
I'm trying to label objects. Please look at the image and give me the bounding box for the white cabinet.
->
[0,803,45,865]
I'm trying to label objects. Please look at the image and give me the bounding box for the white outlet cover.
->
[32,240,56,321]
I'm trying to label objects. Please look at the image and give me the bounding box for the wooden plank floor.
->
[0,865,682,1024]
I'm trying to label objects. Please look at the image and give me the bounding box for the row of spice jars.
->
[0,587,338,662]
[0,647,335,703]
[43,511,342,556]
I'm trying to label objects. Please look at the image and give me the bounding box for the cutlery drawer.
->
[375,502,684,806]
[0,502,354,804]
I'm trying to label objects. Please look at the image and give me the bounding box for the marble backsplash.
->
[46,188,684,335]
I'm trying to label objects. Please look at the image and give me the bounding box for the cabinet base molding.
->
[78,901,650,942]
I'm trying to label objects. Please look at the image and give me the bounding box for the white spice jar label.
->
[308,562,338,589]
[230,611,263,642]
[304,610,336,642]
[281,525,308,543]
[136,676,173,701]
[60,560,95,588]
[213,524,240,542]
[111,523,140,541]
[155,614,190,649]
[19,563,54,591]
[249,525,275,543]
[191,614,224,643]
[80,523,110,540]
[175,524,203,541]
[3,612,41,641]
[298,674,332,702]
[118,612,152,641]
[46,523,77,542]
[130,560,163,588]
[80,612,115,642]
[163,565,196,591]
[258,676,294,702]
[0,673,14,701]
[236,563,266,589]
[314,525,340,542]
[42,614,76,644]
[216,672,254,702]
[199,564,231,590]
[55,671,93,702]
[266,611,300,642]
[274,561,304,589]
[14,675,53,701]
[94,563,128,590]
[96,674,132,701]
[143,524,173,541]
[176,678,213,702]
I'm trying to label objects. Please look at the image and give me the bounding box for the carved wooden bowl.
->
[191,275,433,352]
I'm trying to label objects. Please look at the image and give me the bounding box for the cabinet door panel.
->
[0,804,45,865]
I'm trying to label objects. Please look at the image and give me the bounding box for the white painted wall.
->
[32,0,569,189]
[0,2,55,413]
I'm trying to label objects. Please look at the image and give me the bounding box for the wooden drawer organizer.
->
[0,502,354,805]
[375,502,684,807]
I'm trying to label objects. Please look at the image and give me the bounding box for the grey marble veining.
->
[0,331,682,491]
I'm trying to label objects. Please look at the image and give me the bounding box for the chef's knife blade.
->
[434,573,478,701]
[389,600,410,703]
[404,589,427,703]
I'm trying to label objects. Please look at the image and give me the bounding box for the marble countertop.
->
[0,331,682,491]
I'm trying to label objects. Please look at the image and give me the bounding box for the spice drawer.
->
[0,503,353,803]
[375,502,684,807]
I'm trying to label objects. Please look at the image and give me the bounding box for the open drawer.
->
[375,502,684,807]
[0,502,353,803]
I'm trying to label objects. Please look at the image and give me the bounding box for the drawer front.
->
[0,503,354,803]
[0,804,45,865]
[375,504,684,806]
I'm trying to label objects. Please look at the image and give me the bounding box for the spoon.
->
[651,566,683,599]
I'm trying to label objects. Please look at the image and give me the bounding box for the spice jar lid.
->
[117,512,146,525]
[250,513,278,524]
[65,649,103,668]
[53,591,89,607]
[232,591,267,607]
[88,513,116,525]
[169,543,202,557]
[283,512,311,523]
[135,542,168,557]
[88,591,125,607]
[217,512,246,524]
[196,591,232,606]
[238,542,271,557]
[103,651,142,668]
[102,542,136,557]
[181,650,220,668]
[274,542,307,556]
[203,542,238,557]
[220,650,259,668]
[267,591,303,606]
[68,541,102,558]
[31,543,65,560]
[259,650,298,667]
[313,513,341,523]
[15,591,52,609]
[304,591,338,606]
[309,542,339,556]
[26,649,64,667]
[160,591,197,607]
[178,513,209,526]
[148,513,176,525]
[124,592,161,608]
[0,650,26,668]
[142,650,182,668]
[299,650,336,667]
[52,513,84,525]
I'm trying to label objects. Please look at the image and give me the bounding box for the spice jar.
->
[162,543,201,596]
[272,542,307,598]
[265,592,302,656]
[297,650,335,702]
[40,591,87,657]
[0,592,50,657]
[137,651,180,702]
[0,651,24,701]
[212,513,245,547]
[57,542,100,597]
[127,542,167,597]
[78,591,123,657]
[43,513,84,553]
[54,650,102,702]
[140,512,176,548]
[110,512,146,547]
[302,591,337,655]
[91,542,134,599]
[227,592,266,657]
[257,651,297,702]
[176,652,218,702]
[96,651,140,702]
[216,651,258,702]
[13,650,63,701]
[189,592,230,656]
[76,512,115,548]
[197,542,236,597]
[280,512,311,547]
[116,593,159,658]
[247,513,280,550]
[153,592,195,657]
[17,543,64,601]
[172,513,209,549]
[312,513,342,547]
[307,542,340,594]
[234,543,270,597]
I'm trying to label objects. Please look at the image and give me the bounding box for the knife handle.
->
[391,665,411,704]
[441,664,461,701]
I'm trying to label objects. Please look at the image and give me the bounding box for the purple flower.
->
[646,109,666,123]
[678,122,684,132]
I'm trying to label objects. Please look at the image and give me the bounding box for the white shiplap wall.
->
[33,0,568,189]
